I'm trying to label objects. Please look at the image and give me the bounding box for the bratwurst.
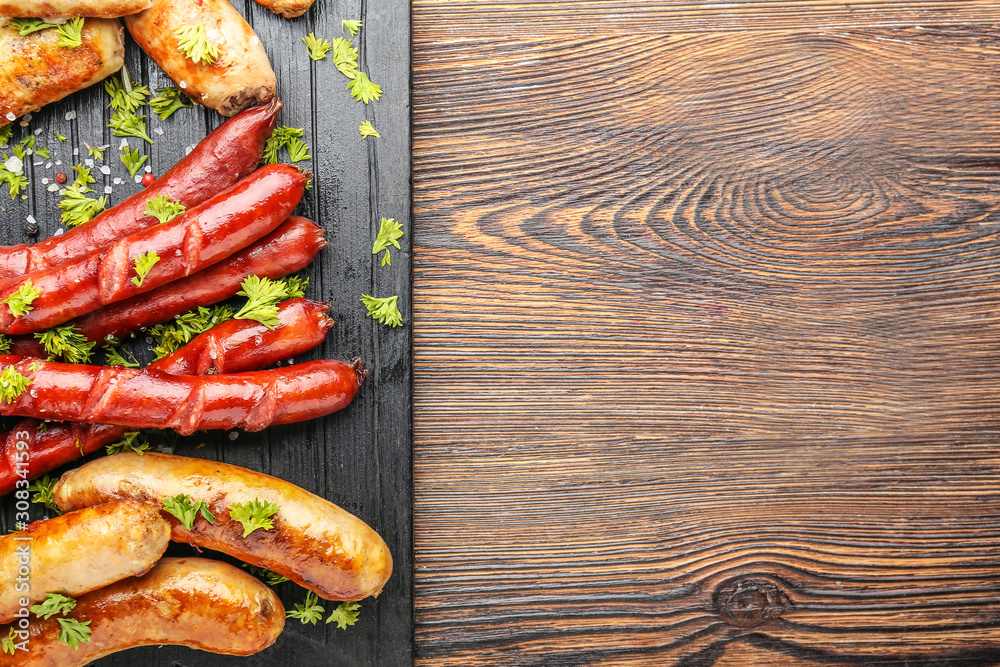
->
[0,0,150,18]
[0,500,169,624]
[54,452,394,600]
[0,557,284,666]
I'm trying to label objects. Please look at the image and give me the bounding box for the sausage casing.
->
[0,499,170,624]
[0,0,150,18]
[0,557,284,666]
[54,452,394,601]
[0,18,124,127]
[125,0,276,116]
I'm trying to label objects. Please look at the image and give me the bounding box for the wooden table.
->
[411,2,1000,664]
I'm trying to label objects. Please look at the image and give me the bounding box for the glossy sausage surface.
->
[67,215,326,343]
[0,557,284,666]
[0,99,280,281]
[0,355,364,435]
[0,19,123,127]
[0,0,150,18]
[0,164,307,334]
[253,0,314,18]
[0,297,335,497]
[0,500,170,624]
[126,0,276,115]
[54,452,393,601]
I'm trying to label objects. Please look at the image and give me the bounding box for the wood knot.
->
[713,577,789,628]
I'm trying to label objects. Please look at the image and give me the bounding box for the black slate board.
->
[0,1,413,665]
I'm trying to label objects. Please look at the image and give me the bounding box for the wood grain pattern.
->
[412,12,1000,666]
[0,1,412,665]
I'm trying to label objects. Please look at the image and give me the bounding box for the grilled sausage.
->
[0,99,280,282]
[0,18,124,127]
[54,452,394,600]
[0,500,170,624]
[253,0,314,19]
[0,557,284,666]
[0,355,365,435]
[125,0,276,116]
[0,1,150,18]
[0,164,307,334]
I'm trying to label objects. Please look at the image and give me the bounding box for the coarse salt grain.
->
[104,186,112,194]
[113,178,123,185]
[134,175,142,184]
[54,228,64,236]
[26,215,35,224]
[228,431,239,441]
[72,148,79,156]
[41,178,49,185]
[185,145,195,155]
[100,165,111,175]
[119,139,129,150]
[250,36,259,45]
[33,128,42,136]
[47,184,59,192]
[45,162,52,169]
[5,113,15,121]
[65,111,76,121]
[179,81,187,89]
[144,165,152,172]
[154,128,164,136]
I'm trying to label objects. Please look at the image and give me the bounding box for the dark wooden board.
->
[411,6,1000,666]
[0,1,412,665]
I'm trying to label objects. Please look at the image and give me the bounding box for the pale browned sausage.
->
[0,557,284,666]
[0,1,150,18]
[0,18,124,127]
[125,0,276,116]
[54,452,393,601]
[0,500,170,624]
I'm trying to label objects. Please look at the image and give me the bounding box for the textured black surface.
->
[0,1,413,665]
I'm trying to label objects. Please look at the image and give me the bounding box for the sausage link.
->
[0,557,284,666]
[253,0,314,19]
[126,0,276,116]
[0,99,280,281]
[0,500,170,624]
[154,298,334,376]
[0,164,307,334]
[0,19,123,128]
[67,215,326,343]
[0,297,336,497]
[54,452,393,600]
[0,355,365,435]
[0,0,150,18]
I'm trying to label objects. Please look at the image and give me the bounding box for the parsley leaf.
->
[262,126,310,165]
[162,493,215,530]
[84,142,106,161]
[286,591,324,625]
[58,164,107,228]
[372,217,403,267]
[104,345,140,368]
[228,498,280,537]
[145,194,186,224]
[55,18,84,49]
[4,282,40,318]
[34,146,50,159]
[0,366,31,404]
[56,617,91,648]
[326,601,361,629]
[1,627,22,655]
[10,18,55,36]
[242,564,290,586]
[331,38,359,79]
[361,294,403,327]
[131,251,160,288]
[347,72,382,104]
[35,325,95,364]
[302,33,331,60]
[120,146,148,178]
[0,335,10,354]
[342,19,363,36]
[109,111,152,144]
[54,133,68,142]
[359,120,380,139]
[31,593,76,620]
[105,73,151,115]
[175,23,220,65]
[149,304,235,359]
[149,86,193,120]
[0,125,12,147]
[233,275,307,329]
[28,474,60,513]
[106,431,150,456]
[0,152,28,199]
